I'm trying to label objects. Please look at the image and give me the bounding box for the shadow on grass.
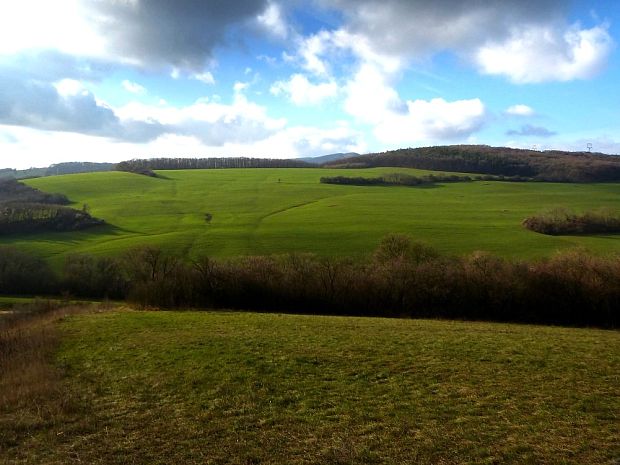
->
[0,222,131,244]
[153,173,173,180]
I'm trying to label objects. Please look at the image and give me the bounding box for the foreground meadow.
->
[2,168,619,266]
[3,309,618,464]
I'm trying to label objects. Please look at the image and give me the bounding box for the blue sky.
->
[0,0,619,168]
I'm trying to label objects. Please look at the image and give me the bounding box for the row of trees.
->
[1,236,618,328]
[116,157,312,175]
[325,145,620,183]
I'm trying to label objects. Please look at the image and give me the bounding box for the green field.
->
[4,168,620,265]
[5,310,618,464]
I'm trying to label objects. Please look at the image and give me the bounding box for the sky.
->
[0,0,619,169]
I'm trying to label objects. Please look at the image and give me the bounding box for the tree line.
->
[324,145,620,183]
[1,236,617,328]
[0,179,104,235]
[116,157,313,175]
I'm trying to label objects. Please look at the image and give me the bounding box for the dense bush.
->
[0,246,57,295]
[62,254,127,299]
[1,237,618,328]
[320,173,530,187]
[523,208,620,235]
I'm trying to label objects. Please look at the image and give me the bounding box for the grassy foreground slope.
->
[5,168,620,264]
[7,310,617,464]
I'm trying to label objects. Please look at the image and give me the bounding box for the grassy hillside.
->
[2,168,619,266]
[5,310,618,464]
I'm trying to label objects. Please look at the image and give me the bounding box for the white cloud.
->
[0,125,134,168]
[192,72,215,85]
[122,80,147,94]
[0,0,105,57]
[295,28,401,80]
[298,30,333,77]
[270,74,338,106]
[234,81,250,93]
[304,1,613,85]
[116,90,286,145]
[291,27,488,145]
[257,2,288,39]
[319,0,558,57]
[374,98,486,145]
[476,24,613,83]
[341,60,486,144]
[54,78,88,97]
[343,63,403,124]
[505,104,535,116]
[0,119,365,169]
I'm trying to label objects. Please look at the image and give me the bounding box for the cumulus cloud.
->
[270,74,338,106]
[506,124,557,137]
[83,0,270,70]
[373,98,487,145]
[115,89,287,146]
[343,64,404,124]
[505,104,535,117]
[341,61,486,144]
[318,0,567,57]
[476,24,613,83]
[0,74,112,133]
[308,0,612,85]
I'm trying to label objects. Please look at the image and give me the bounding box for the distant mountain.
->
[0,162,114,179]
[299,152,360,164]
[323,145,620,183]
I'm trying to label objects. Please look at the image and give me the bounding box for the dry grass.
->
[0,301,110,464]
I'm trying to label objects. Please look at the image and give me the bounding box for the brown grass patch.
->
[0,301,108,463]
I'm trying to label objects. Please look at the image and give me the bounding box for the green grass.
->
[3,168,620,266]
[7,310,618,464]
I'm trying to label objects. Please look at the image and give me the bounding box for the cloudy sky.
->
[0,0,619,168]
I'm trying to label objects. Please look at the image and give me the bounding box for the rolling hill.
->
[0,167,617,267]
[325,145,620,182]
[0,162,114,179]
